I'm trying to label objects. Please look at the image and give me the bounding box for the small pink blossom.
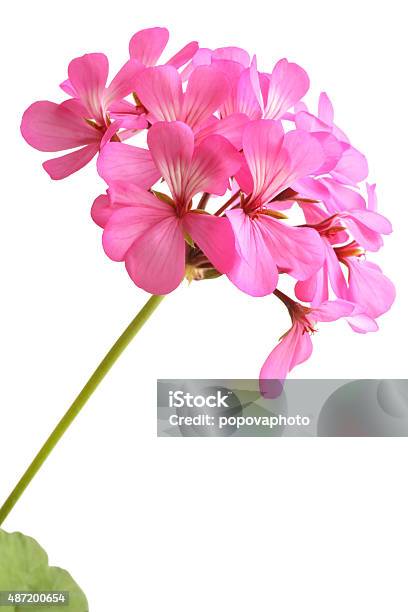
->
[21,54,146,179]
[225,120,326,296]
[102,122,241,294]
[260,296,356,382]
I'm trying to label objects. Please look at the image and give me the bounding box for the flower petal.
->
[258,214,325,281]
[91,193,113,228]
[185,134,243,201]
[134,65,183,122]
[125,215,185,294]
[21,101,99,152]
[318,92,334,125]
[313,299,355,322]
[104,59,144,108]
[43,144,99,179]
[344,258,396,319]
[331,145,368,185]
[226,209,279,296]
[147,121,194,202]
[166,41,199,68]
[240,119,286,202]
[97,142,160,188]
[182,65,230,130]
[129,27,169,66]
[102,188,174,260]
[260,323,312,381]
[213,47,250,66]
[68,53,109,121]
[264,59,310,120]
[183,211,235,273]
[194,113,250,149]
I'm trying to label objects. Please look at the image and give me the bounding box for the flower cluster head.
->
[21,26,395,381]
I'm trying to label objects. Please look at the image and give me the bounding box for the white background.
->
[1,0,407,610]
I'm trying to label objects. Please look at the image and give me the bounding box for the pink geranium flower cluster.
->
[21,26,395,381]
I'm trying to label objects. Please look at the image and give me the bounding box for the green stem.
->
[0,294,165,526]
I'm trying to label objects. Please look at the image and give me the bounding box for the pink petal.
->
[214,59,246,117]
[264,59,310,120]
[258,214,325,281]
[312,132,344,174]
[125,215,185,294]
[346,313,379,334]
[185,134,242,201]
[194,113,250,149]
[166,41,199,68]
[331,145,369,185]
[226,209,279,297]
[68,53,109,122]
[60,79,77,97]
[312,299,355,322]
[21,101,99,152]
[129,27,169,66]
[43,144,99,179]
[344,257,396,319]
[183,211,235,273]
[134,66,183,122]
[325,240,348,298]
[366,183,377,211]
[295,266,329,305]
[260,323,313,381]
[341,209,392,252]
[147,121,194,202]
[213,47,250,66]
[346,208,392,233]
[283,129,326,182]
[102,188,175,261]
[294,110,330,132]
[318,92,334,125]
[319,178,366,212]
[91,193,119,228]
[104,59,144,108]
[241,122,324,205]
[97,142,160,189]
[182,65,230,130]
[241,119,286,202]
[235,63,263,119]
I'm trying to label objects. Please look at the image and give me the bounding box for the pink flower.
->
[294,204,395,328]
[293,92,368,191]
[260,295,356,382]
[193,55,309,124]
[132,64,250,148]
[21,54,146,179]
[225,120,326,296]
[101,122,242,294]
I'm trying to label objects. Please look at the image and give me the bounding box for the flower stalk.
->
[0,294,165,526]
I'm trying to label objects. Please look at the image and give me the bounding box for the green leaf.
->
[0,529,88,611]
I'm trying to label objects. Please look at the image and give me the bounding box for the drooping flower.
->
[260,294,356,382]
[21,53,147,179]
[101,121,242,294]
[225,119,326,296]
